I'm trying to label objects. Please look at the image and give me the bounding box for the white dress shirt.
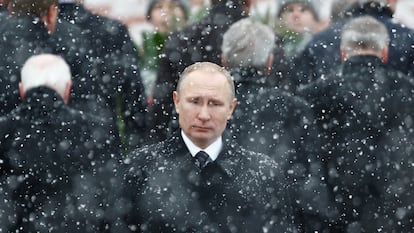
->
[181,130,222,161]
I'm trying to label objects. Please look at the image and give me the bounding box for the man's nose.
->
[197,105,211,121]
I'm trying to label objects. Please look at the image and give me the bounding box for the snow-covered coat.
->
[0,87,119,232]
[59,3,148,149]
[122,130,295,233]
[299,55,414,232]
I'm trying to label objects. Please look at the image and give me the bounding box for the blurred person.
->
[0,54,119,232]
[222,17,334,232]
[139,0,189,100]
[275,0,327,58]
[299,16,414,232]
[121,62,295,232]
[0,0,94,122]
[59,0,148,150]
[292,0,414,90]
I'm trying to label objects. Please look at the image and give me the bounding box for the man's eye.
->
[208,101,220,106]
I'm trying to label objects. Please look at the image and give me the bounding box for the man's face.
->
[280,3,318,33]
[173,69,237,149]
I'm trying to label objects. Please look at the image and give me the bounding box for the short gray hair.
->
[21,54,72,96]
[341,16,389,54]
[177,62,235,99]
[221,18,275,68]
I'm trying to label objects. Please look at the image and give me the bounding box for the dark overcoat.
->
[0,15,93,116]
[122,130,295,233]
[0,87,120,232]
[299,55,414,232]
[59,3,148,149]
[230,67,333,232]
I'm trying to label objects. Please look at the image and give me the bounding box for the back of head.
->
[340,16,389,57]
[221,18,275,69]
[21,54,72,98]
[10,0,58,18]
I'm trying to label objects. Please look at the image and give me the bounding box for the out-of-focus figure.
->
[300,16,414,232]
[275,0,327,58]
[59,0,148,151]
[139,0,188,101]
[0,0,93,116]
[222,17,331,232]
[0,54,118,232]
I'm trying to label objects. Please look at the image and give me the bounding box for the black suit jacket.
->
[122,130,295,232]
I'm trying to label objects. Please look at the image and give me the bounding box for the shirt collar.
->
[181,130,222,161]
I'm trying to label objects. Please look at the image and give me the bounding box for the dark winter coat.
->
[59,3,148,149]
[0,87,120,232]
[299,55,414,232]
[292,2,414,88]
[0,15,92,116]
[230,67,333,232]
[121,130,295,233]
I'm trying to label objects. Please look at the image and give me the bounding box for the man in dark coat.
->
[222,18,335,232]
[299,16,414,232]
[0,54,119,232]
[292,0,414,89]
[148,0,288,142]
[122,62,295,232]
[58,0,148,150]
[0,0,94,115]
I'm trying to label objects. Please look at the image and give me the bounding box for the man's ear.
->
[227,98,237,120]
[381,46,389,64]
[172,91,180,114]
[63,80,72,104]
[43,4,58,33]
[19,82,26,101]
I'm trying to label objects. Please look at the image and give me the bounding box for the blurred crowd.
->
[1,0,414,232]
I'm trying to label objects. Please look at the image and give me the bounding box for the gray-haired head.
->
[221,18,275,69]
[340,16,389,60]
[20,54,72,102]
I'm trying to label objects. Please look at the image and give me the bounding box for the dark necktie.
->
[195,151,211,169]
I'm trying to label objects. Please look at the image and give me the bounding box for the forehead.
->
[180,70,230,95]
